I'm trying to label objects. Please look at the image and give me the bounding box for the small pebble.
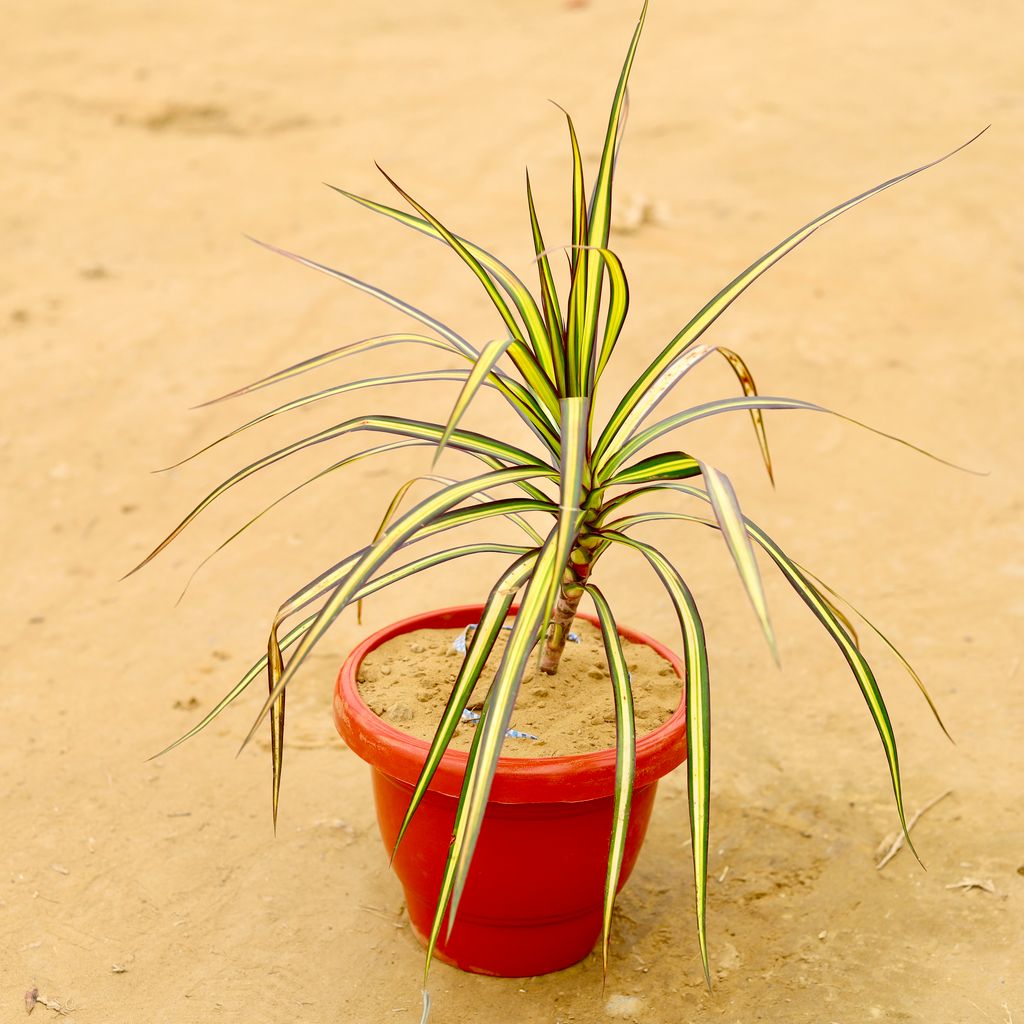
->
[605,993,644,1018]
[389,702,414,723]
[410,643,424,654]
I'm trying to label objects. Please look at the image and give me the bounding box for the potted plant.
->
[130,0,982,1003]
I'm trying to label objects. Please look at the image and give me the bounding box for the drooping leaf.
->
[194,332,461,409]
[606,494,917,858]
[267,628,285,829]
[795,562,952,741]
[155,542,529,763]
[716,346,774,484]
[586,584,636,974]
[436,401,587,947]
[167,369,478,471]
[599,393,980,482]
[248,466,555,743]
[698,461,778,663]
[125,416,552,578]
[598,528,712,987]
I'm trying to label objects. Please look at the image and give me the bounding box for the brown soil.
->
[357,620,681,756]
[3,3,1022,1023]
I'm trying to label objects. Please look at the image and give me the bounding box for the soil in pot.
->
[356,617,681,757]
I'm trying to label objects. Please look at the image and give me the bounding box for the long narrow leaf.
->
[525,169,566,386]
[443,528,564,934]
[699,461,778,663]
[442,400,587,941]
[593,342,717,464]
[195,332,460,409]
[598,528,712,987]
[167,369,477,471]
[603,451,701,488]
[587,584,636,975]
[394,552,539,862]
[600,128,989,451]
[328,183,559,386]
[434,338,514,466]
[579,1,647,376]
[154,541,529,762]
[267,629,286,829]
[277,496,555,627]
[126,416,551,578]
[600,394,980,481]
[246,235,558,449]
[607,495,917,856]
[795,562,951,741]
[372,166,561,417]
[717,347,774,484]
[542,397,589,635]
[249,467,553,742]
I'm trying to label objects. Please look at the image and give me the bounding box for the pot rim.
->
[333,604,688,802]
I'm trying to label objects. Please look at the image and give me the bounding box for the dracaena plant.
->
[132,1,982,986]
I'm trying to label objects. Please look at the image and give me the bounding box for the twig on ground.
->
[945,876,996,894]
[876,790,952,870]
[24,987,73,1016]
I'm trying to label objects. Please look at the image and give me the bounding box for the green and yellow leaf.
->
[586,584,636,974]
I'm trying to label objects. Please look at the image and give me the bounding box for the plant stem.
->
[539,537,598,675]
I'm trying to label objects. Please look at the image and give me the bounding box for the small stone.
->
[410,643,425,654]
[587,668,604,680]
[532,687,549,699]
[389,703,414,723]
[379,664,391,676]
[605,993,644,1018]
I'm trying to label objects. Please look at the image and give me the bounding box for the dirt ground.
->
[3,1,1022,1021]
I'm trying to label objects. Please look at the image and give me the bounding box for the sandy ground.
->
[3,1,1023,1021]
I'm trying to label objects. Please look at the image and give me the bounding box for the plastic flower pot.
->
[333,604,688,978]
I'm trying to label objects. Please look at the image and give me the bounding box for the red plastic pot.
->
[333,604,687,977]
